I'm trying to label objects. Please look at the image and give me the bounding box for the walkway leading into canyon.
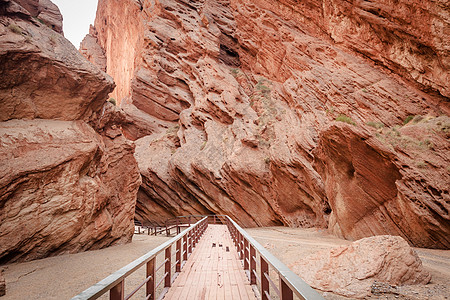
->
[73,215,323,300]
[164,224,256,299]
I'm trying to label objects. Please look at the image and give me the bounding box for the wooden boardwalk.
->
[164,224,256,300]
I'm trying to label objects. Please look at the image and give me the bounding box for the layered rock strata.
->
[0,0,141,263]
[84,0,449,248]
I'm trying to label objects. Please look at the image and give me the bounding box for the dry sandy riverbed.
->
[1,227,449,299]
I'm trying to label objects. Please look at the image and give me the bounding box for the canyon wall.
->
[0,0,141,263]
[84,0,449,248]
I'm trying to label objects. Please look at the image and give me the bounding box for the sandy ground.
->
[1,227,449,299]
[246,227,450,300]
[1,234,171,299]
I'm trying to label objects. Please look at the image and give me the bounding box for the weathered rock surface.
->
[0,0,114,122]
[0,119,140,263]
[80,25,107,72]
[85,0,449,247]
[291,235,431,298]
[35,0,63,34]
[0,1,141,263]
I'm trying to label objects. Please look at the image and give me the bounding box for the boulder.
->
[291,235,432,298]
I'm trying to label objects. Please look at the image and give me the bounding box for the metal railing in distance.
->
[71,217,208,300]
[226,216,325,300]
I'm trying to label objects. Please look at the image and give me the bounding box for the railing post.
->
[146,258,155,300]
[240,233,244,259]
[165,220,168,236]
[183,234,188,261]
[237,231,241,258]
[244,238,249,271]
[250,245,256,285]
[188,229,192,254]
[165,246,172,288]
[176,218,180,234]
[176,239,181,272]
[261,257,269,300]
[280,277,294,300]
[214,215,216,224]
[110,280,124,300]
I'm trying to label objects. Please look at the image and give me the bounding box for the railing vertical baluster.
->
[176,239,181,272]
[146,258,155,300]
[110,280,124,300]
[237,231,242,258]
[165,220,169,236]
[188,229,192,254]
[280,277,294,300]
[250,244,256,285]
[261,257,269,300]
[244,238,249,271]
[165,246,171,288]
[240,233,244,260]
[183,234,188,261]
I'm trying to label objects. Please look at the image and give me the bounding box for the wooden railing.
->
[135,214,226,236]
[73,215,324,300]
[72,217,208,300]
[226,217,324,300]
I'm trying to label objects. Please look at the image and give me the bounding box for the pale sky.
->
[52,0,98,48]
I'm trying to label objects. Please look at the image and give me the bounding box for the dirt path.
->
[1,227,449,299]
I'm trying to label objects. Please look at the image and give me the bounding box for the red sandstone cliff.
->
[0,0,141,263]
[83,0,449,248]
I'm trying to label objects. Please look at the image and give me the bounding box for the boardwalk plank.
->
[164,225,256,300]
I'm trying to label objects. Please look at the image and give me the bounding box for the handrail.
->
[73,215,323,300]
[72,217,208,300]
[226,216,324,300]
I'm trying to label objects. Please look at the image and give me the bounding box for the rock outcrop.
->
[0,0,141,263]
[83,0,449,247]
[290,235,431,298]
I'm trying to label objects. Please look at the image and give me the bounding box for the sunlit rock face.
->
[84,0,449,248]
[0,0,141,263]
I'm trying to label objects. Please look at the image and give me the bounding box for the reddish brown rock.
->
[80,26,107,71]
[0,269,4,296]
[85,0,449,247]
[314,119,450,248]
[291,235,431,298]
[0,1,141,263]
[0,118,141,263]
[0,0,114,122]
[36,0,63,34]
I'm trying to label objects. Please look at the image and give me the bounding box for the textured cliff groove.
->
[84,0,449,248]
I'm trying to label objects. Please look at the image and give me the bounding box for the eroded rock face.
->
[291,235,431,298]
[84,0,449,247]
[0,119,140,263]
[0,1,141,263]
[0,0,114,122]
[80,25,107,72]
